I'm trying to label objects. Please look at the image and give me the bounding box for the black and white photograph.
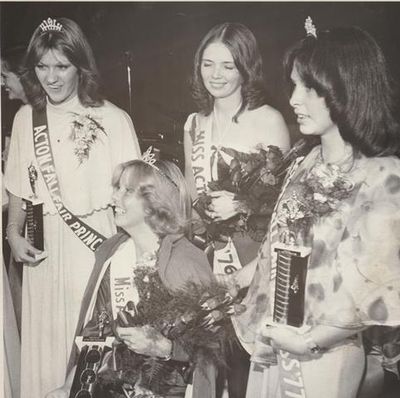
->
[1,2,400,398]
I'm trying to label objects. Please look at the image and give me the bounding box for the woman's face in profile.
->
[289,64,336,138]
[200,42,243,100]
[112,169,147,232]
[1,65,25,102]
[34,48,79,105]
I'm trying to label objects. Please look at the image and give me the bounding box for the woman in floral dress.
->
[233,19,400,398]
[4,17,140,397]
[183,22,290,398]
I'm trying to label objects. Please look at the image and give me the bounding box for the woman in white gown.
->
[4,17,141,398]
[184,22,290,398]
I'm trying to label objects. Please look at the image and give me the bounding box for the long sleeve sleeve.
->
[308,156,400,328]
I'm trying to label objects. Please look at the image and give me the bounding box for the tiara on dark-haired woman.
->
[304,16,317,38]
[141,147,179,189]
[39,17,63,33]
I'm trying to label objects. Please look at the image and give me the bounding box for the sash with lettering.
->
[186,113,242,275]
[72,240,138,398]
[83,238,139,332]
[32,108,106,252]
[242,157,309,398]
[109,239,140,320]
[271,157,309,397]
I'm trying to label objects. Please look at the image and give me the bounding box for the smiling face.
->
[289,63,337,138]
[34,49,79,105]
[1,66,26,102]
[112,169,147,232]
[200,42,243,100]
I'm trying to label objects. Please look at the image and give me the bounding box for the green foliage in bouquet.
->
[96,266,237,397]
[193,139,315,242]
[195,145,285,241]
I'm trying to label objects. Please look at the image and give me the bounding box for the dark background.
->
[2,1,400,161]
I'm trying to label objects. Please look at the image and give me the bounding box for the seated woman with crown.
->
[46,156,230,398]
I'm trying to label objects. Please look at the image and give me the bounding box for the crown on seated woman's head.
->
[39,17,63,33]
[142,146,158,169]
[141,146,178,188]
[305,16,317,38]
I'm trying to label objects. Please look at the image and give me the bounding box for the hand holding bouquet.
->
[194,139,312,241]
[96,266,245,397]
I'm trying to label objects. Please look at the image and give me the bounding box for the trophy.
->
[26,164,46,261]
[69,311,115,398]
[272,221,311,328]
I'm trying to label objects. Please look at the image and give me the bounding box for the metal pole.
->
[124,51,133,117]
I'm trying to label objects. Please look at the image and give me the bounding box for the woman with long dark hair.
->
[234,19,400,398]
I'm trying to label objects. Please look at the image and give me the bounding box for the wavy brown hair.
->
[284,26,400,157]
[112,159,192,237]
[191,22,266,122]
[21,17,103,110]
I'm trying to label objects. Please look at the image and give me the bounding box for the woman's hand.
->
[45,367,74,398]
[45,386,69,398]
[205,190,245,221]
[259,324,308,356]
[7,232,45,265]
[214,272,239,291]
[213,273,247,316]
[117,325,172,358]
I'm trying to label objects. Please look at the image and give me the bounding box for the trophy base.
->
[31,251,48,265]
[26,201,44,251]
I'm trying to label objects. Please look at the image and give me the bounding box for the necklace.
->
[213,102,242,145]
[320,144,355,173]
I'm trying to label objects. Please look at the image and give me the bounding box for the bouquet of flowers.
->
[96,265,243,397]
[70,112,107,163]
[193,139,312,242]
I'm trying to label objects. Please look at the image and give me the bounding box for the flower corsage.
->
[277,160,356,244]
[70,112,107,163]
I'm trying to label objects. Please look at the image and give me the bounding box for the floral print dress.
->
[235,145,400,368]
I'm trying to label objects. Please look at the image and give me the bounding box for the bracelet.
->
[303,331,322,355]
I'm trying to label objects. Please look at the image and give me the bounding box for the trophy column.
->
[26,164,45,260]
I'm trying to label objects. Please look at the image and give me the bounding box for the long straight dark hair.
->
[284,26,400,157]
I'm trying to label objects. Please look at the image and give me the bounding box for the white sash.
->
[84,239,140,326]
[277,350,307,398]
[188,114,244,276]
[187,113,213,195]
[213,237,243,274]
[109,239,140,320]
